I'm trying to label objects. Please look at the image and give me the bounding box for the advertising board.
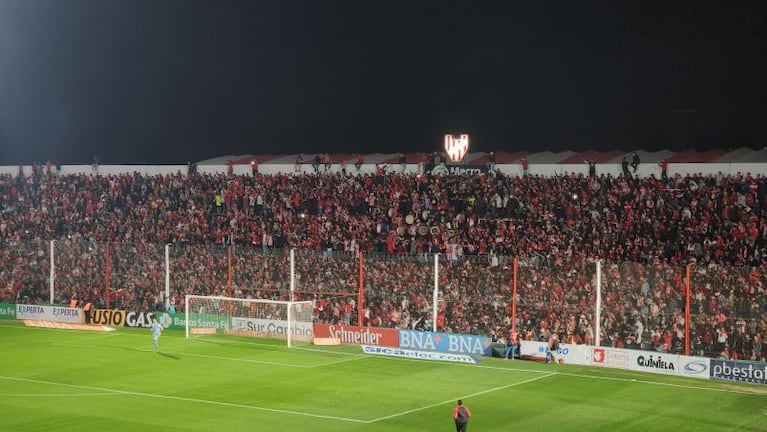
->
[710,359,767,385]
[0,303,16,320]
[16,304,82,324]
[677,355,711,380]
[398,330,492,356]
[313,324,399,347]
[628,352,679,376]
[231,317,313,339]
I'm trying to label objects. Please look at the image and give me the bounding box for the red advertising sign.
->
[313,324,399,347]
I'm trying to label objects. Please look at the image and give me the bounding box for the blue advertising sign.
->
[710,359,767,385]
[398,330,493,356]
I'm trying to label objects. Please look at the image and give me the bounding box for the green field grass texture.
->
[0,322,764,432]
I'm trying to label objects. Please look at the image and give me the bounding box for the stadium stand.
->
[1,151,766,361]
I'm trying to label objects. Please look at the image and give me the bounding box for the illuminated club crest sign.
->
[444,134,470,163]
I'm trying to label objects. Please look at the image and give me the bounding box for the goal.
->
[184,295,315,348]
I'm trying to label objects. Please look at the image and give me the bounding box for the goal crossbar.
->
[184,295,315,348]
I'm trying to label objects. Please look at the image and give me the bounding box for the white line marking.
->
[353,351,766,396]
[51,343,310,368]
[553,370,766,395]
[310,355,368,368]
[366,373,556,423]
[0,375,368,423]
[0,392,121,397]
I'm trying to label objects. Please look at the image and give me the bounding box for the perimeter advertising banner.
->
[627,351,679,376]
[519,340,548,361]
[231,317,313,339]
[154,312,231,330]
[156,312,186,329]
[90,309,127,327]
[398,329,493,356]
[0,303,16,320]
[123,311,158,328]
[677,355,711,380]
[313,324,399,347]
[16,304,82,324]
[710,359,767,385]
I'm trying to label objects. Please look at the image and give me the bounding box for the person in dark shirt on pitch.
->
[453,399,472,432]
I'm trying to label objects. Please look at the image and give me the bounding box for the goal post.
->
[184,295,315,348]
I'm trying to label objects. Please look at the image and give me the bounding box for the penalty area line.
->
[366,372,556,424]
[0,375,368,424]
[51,343,310,368]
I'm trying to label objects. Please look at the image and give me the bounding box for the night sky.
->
[0,0,765,164]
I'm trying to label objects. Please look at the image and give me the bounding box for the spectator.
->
[587,160,596,179]
[659,158,668,180]
[324,153,332,172]
[487,152,496,173]
[621,156,630,178]
[0,167,764,359]
[295,154,303,172]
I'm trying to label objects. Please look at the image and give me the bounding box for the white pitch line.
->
[310,355,368,368]
[51,343,310,368]
[0,392,121,397]
[366,373,556,424]
[0,375,368,424]
[553,370,767,396]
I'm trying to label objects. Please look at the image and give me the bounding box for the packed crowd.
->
[0,168,765,360]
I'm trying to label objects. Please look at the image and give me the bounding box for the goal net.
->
[184,295,315,348]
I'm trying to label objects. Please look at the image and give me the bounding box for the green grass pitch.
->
[0,321,764,432]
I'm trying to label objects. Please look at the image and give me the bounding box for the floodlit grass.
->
[0,321,765,432]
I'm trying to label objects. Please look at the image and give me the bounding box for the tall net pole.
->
[164,244,171,312]
[357,252,364,326]
[290,248,295,302]
[511,256,518,338]
[49,240,55,304]
[685,263,692,356]
[432,253,439,330]
[227,246,233,297]
[105,243,111,309]
[595,259,602,347]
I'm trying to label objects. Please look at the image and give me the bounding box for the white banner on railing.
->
[519,340,548,361]
[590,347,630,369]
[677,355,711,380]
[16,304,83,324]
[627,351,679,376]
[230,317,313,338]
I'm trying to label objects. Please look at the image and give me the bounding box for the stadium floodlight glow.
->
[184,295,315,348]
[444,134,470,163]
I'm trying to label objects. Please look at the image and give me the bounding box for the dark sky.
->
[0,0,765,164]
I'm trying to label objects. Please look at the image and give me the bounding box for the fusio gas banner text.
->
[313,324,399,347]
[123,311,157,328]
[90,309,127,327]
[16,304,82,324]
[398,330,492,356]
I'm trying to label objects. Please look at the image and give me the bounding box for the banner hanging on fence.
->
[16,304,83,324]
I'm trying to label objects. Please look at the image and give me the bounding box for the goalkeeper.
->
[151,317,163,353]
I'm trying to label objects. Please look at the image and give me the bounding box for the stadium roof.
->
[198,147,767,165]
